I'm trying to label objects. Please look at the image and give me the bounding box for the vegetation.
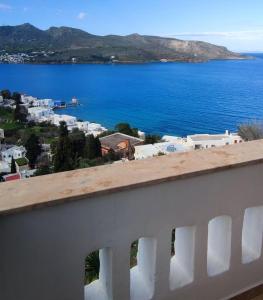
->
[144,134,161,144]
[15,157,28,166]
[10,157,16,173]
[53,121,74,172]
[1,89,11,99]
[238,123,263,141]
[0,23,243,64]
[25,133,41,168]
[85,134,102,160]
[114,123,139,138]
[85,251,100,285]
[34,165,52,177]
[13,93,28,123]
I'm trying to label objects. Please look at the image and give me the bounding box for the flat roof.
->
[189,134,228,141]
[0,140,263,216]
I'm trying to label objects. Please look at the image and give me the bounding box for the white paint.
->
[130,238,157,300]
[2,163,263,299]
[170,226,196,290]
[242,206,263,264]
[187,131,243,150]
[85,248,112,300]
[1,145,26,163]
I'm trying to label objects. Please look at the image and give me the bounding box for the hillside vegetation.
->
[0,23,245,64]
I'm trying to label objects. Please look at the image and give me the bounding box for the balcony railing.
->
[1,140,263,300]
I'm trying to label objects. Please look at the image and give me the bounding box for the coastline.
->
[0,55,251,65]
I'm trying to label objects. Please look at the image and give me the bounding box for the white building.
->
[51,114,77,130]
[76,121,108,136]
[155,142,190,154]
[138,130,146,140]
[135,142,190,160]
[162,135,186,144]
[33,99,54,108]
[1,146,26,163]
[86,123,107,136]
[134,144,160,160]
[28,107,54,122]
[0,95,3,103]
[76,121,90,132]
[0,160,10,173]
[186,131,243,150]
[0,128,4,139]
[21,95,37,105]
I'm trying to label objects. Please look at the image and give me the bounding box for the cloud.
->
[0,3,12,10]
[169,30,263,41]
[77,12,87,20]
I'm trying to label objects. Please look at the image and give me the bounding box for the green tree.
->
[1,89,11,99]
[95,136,102,158]
[85,134,101,160]
[69,128,86,158]
[12,92,22,104]
[114,123,139,137]
[144,134,161,144]
[85,251,100,285]
[25,134,42,168]
[13,94,28,123]
[53,121,73,172]
[35,165,52,177]
[11,157,17,173]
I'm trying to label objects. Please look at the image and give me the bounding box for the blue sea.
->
[0,53,263,136]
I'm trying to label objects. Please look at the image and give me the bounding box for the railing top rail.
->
[1,140,263,216]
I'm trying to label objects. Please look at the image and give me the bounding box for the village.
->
[0,90,244,182]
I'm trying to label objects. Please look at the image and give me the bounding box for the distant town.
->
[0,89,247,182]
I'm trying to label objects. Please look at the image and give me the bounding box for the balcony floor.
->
[232,285,263,300]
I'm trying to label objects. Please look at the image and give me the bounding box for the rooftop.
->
[99,132,143,150]
[188,134,229,141]
[1,139,263,216]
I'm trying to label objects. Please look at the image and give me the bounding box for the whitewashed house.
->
[28,107,54,122]
[138,130,146,140]
[135,142,190,160]
[1,146,26,163]
[0,160,10,173]
[162,135,186,144]
[76,121,90,132]
[134,144,160,160]
[86,123,107,136]
[0,128,4,139]
[186,130,243,150]
[155,142,190,154]
[33,99,54,108]
[52,114,77,131]
[0,128,4,147]
[21,95,37,105]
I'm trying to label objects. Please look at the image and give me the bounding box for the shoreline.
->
[0,55,252,66]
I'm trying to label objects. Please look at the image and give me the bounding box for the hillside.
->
[0,23,245,64]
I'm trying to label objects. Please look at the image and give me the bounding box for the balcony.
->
[1,140,263,300]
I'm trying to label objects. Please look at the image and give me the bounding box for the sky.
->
[1,0,263,52]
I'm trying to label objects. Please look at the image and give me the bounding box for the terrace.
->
[1,140,263,300]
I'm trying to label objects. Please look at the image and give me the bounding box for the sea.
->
[0,53,263,137]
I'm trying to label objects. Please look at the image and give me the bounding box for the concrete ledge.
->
[1,140,263,216]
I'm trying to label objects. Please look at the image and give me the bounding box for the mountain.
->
[0,23,245,64]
